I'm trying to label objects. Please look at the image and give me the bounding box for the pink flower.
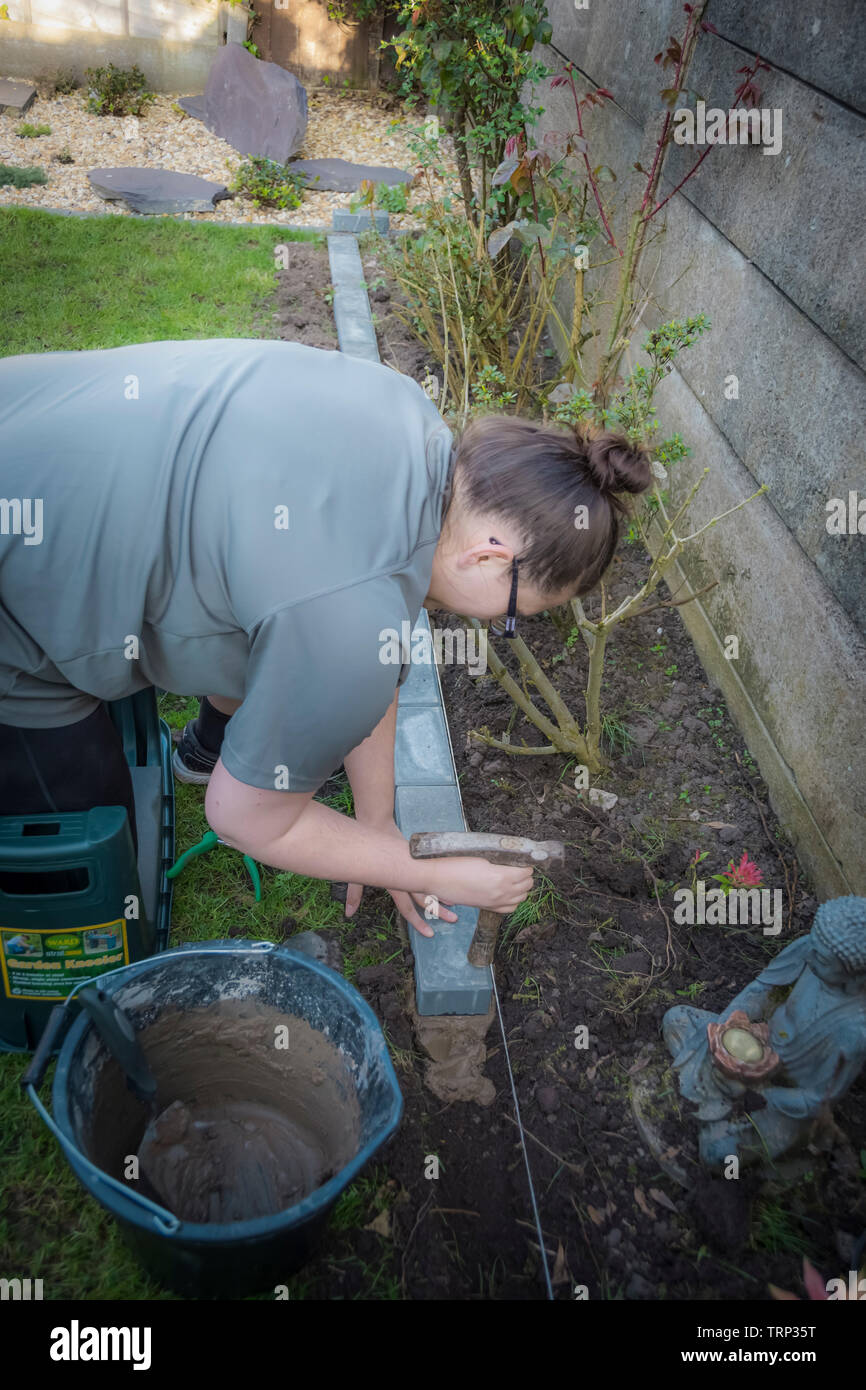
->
[723,851,763,889]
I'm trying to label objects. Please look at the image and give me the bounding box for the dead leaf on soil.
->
[634,1187,655,1218]
[551,1240,570,1285]
[649,1187,679,1214]
[587,1052,613,1082]
[365,1208,392,1239]
[702,821,737,830]
[586,1201,615,1227]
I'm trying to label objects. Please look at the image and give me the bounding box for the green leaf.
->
[513,219,552,247]
[593,165,616,182]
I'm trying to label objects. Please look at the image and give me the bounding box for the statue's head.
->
[809,897,866,985]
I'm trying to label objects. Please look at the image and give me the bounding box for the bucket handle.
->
[21,940,278,1237]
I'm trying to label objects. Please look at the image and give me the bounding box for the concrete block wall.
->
[530,1,865,896]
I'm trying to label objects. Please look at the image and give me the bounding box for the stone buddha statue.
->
[662,896,866,1170]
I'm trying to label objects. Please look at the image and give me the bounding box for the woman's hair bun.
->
[583,430,653,497]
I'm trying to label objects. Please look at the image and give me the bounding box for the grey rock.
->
[718,825,741,844]
[178,94,207,122]
[289,157,410,192]
[659,696,685,719]
[605,1227,623,1248]
[287,930,342,973]
[88,167,230,215]
[198,43,307,162]
[332,209,389,234]
[0,79,36,114]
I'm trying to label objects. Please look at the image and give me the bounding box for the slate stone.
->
[178,94,207,122]
[89,167,230,215]
[198,43,307,163]
[332,209,389,235]
[0,79,36,115]
[289,157,410,192]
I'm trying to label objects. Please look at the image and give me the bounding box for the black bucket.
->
[26,940,403,1298]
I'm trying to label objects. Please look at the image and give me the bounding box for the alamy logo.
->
[49,1321,151,1371]
[0,497,42,545]
[0,1277,43,1299]
[674,881,782,935]
[379,620,488,675]
[673,99,782,156]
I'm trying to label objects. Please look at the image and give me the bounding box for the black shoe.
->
[172,719,219,785]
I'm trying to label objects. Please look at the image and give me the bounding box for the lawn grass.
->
[0,206,321,357]
[0,211,404,1299]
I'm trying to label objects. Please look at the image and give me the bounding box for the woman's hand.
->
[343,822,459,939]
[342,825,534,940]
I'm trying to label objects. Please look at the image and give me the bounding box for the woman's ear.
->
[455,539,515,571]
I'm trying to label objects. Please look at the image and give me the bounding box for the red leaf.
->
[550,74,569,88]
[701,20,719,33]
[596,88,614,99]
[504,135,518,156]
[654,52,663,64]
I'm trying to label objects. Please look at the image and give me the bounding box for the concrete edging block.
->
[325,238,491,1014]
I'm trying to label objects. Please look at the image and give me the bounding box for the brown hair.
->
[450,415,652,596]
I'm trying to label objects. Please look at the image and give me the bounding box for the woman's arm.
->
[342,689,398,829]
[205,760,533,920]
[340,689,458,934]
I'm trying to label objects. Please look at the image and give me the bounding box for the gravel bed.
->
[0,86,456,228]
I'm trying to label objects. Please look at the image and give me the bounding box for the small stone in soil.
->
[535,1085,560,1113]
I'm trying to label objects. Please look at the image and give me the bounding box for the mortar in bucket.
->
[23,939,403,1298]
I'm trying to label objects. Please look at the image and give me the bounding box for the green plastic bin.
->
[0,690,174,1051]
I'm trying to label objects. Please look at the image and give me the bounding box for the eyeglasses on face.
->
[488,539,520,639]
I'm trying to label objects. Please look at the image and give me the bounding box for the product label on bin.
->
[0,920,129,1000]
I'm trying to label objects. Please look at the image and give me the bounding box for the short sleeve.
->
[219,577,411,792]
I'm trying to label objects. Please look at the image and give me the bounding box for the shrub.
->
[0,163,48,188]
[16,122,51,138]
[84,64,155,117]
[231,157,306,210]
[53,147,75,165]
[53,71,81,95]
[375,181,408,213]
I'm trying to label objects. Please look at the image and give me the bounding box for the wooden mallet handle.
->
[408,831,565,968]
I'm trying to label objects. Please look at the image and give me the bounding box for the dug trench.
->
[255,246,866,1300]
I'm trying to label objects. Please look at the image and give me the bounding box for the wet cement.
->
[410,998,497,1107]
[130,998,360,1224]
